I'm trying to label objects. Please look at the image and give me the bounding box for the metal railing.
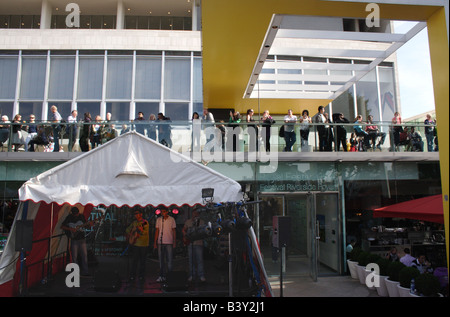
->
[0,120,439,154]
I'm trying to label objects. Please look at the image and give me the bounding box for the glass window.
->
[355,69,379,122]
[102,16,115,29]
[161,17,172,30]
[9,16,21,29]
[164,102,189,121]
[164,58,190,101]
[331,90,355,122]
[80,16,91,29]
[106,56,133,100]
[48,57,75,100]
[21,16,33,29]
[193,102,203,117]
[135,102,160,119]
[77,102,101,119]
[77,57,104,100]
[193,58,203,102]
[20,57,47,100]
[137,17,149,30]
[125,16,137,29]
[135,57,162,100]
[106,102,130,121]
[52,15,67,29]
[378,66,397,122]
[0,16,10,29]
[148,17,161,30]
[91,16,102,29]
[0,102,14,121]
[0,57,18,99]
[19,102,43,121]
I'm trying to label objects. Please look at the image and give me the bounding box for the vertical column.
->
[40,0,52,29]
[116,0,125,30]
[13,52,22,117]
[192,0,202,31]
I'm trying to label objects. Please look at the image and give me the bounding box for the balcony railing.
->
[0,120,439,155]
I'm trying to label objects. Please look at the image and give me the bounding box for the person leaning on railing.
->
[391,111,403,150]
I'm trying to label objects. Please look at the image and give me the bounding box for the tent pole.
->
[228,232,233,297]
[18,201,27,296]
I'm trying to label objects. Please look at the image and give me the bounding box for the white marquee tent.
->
[0,131,247,295]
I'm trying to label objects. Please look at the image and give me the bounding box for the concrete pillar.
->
[116,0,125,29]
[40,0,52,29]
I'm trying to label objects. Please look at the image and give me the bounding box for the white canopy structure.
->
[0,131,246,295]
[19,131,243,207]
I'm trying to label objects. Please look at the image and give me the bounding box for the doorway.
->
[257,192,341,280]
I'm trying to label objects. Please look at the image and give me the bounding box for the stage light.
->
[172,209,179,215]
[236,217,252,230]
[220,219,236,233]
[202,188,214,199]
[186,223,212,242]
[211,222,223,237]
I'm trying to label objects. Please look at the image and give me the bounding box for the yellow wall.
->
[427,7,449,268]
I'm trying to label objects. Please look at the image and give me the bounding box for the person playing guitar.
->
[61,206,92,277]
[125,210,149,283]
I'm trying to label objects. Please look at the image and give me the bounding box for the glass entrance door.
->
[258,192,341,279]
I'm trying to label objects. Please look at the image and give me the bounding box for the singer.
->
[154,208,177,283]
[125,210,149,283]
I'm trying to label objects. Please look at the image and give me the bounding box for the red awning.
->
[373,194,444,224]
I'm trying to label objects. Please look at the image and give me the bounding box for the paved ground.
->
[24,254,380,298]
[268,275,380,297]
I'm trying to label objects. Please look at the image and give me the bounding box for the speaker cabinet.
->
[15,220,33,251]
[272,216,291,248]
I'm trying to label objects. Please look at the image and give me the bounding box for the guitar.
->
[127,220,148,245]
[66,214,105,239]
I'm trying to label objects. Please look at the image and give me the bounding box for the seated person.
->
[28,126,49,152]
[353,115,370,150]
[365,115,386,150]
[411,255,433,274]
[406,127,424,152]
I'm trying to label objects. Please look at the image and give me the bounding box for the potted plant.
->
[364,254,382,290]
[356,251,369,285]
[375,258,390,297]
[347,247,361,280]
[398,266,420,297]
[415,273,441,297]
[384,261,405,297]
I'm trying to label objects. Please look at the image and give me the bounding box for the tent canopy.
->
[1,132,244,293]
[373,194,444,224]
[18,131,243,207]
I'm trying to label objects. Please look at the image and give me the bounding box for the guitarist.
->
[125,210,149,283]
[61,207,90,277]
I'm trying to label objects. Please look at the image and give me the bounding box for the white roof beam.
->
[264,61,370,72]
[277,29,406,43]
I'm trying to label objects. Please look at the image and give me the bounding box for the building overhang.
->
[244,15,426,102]
[201,0,444,115]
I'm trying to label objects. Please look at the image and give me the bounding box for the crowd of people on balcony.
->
[0,105,438,154]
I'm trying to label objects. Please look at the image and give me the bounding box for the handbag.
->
[278,125,285,137]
